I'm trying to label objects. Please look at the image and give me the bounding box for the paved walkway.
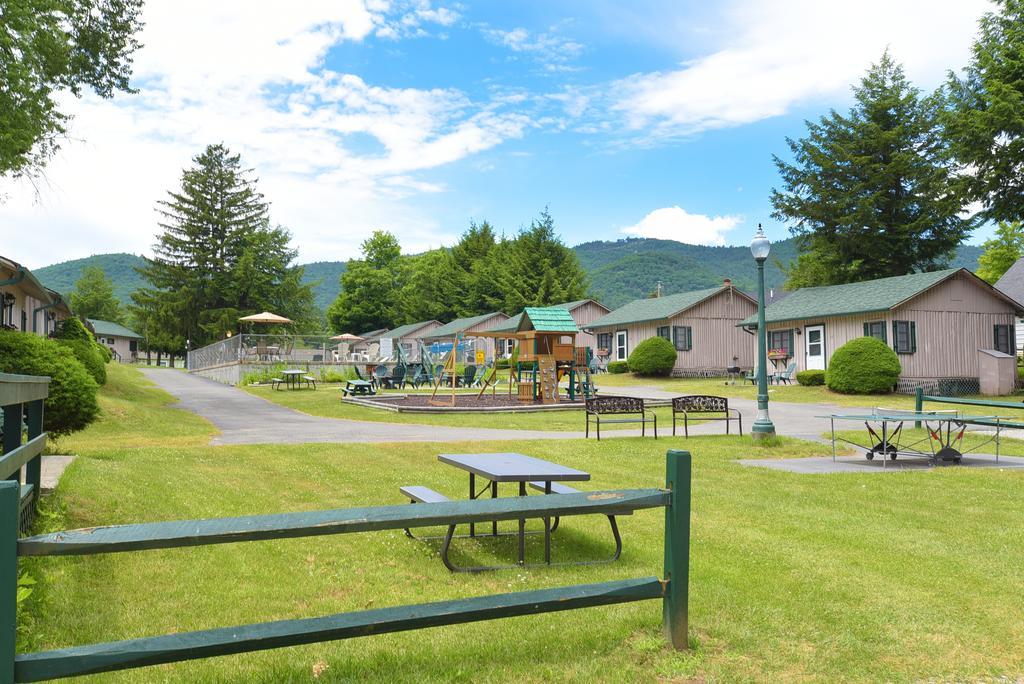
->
[141,369,837,445]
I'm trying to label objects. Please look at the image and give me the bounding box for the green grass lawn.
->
[18,367,1024,682]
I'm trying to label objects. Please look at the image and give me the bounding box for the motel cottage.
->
[88,318,144,363]
[586,282,758,376]
[0,255,73,336]
[422,311,511,364]
[742,268,1024,393]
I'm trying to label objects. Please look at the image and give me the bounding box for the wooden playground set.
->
[423,307,597,408]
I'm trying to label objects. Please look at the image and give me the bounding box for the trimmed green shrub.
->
[626,336,677,376]
[0,330,100,436]
[825,337,901,394]
[55,317,94,342]
[97,344,113,363]
[57,339,107,385]
[607,360,629,374]
[796,369,826,386]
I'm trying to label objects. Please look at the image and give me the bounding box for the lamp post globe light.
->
[751,224,776,439]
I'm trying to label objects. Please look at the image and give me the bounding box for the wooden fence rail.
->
[2,444,692,682]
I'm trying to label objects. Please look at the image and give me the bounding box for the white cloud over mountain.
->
[622,206,742,245]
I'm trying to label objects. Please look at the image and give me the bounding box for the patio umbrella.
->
[238,311,293,324]
[330,333,364,341]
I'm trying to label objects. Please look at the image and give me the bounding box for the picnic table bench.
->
[672,395,742,437]
[400,453,624,571]
[585,396,657,440]
[342,379,375,396]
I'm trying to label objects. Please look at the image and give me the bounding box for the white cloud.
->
[0,1,512,268]
[622,206,742,245]
[609,0,992,140]
[483,26,584,69]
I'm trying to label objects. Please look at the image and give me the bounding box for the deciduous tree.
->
[976,221,1024,283]
[0,0,144,178]
[69,265,122,322]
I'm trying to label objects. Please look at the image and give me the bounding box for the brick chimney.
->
[723,278,732,287]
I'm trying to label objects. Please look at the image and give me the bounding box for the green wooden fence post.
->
[24,400,43,507]
[2,406,21,483]
[0,480,19,684]
[914,387,923,429]
[663,449,691,650]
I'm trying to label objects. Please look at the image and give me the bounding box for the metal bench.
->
[585,396,657,440]
[672,395,742,437]
[527,481,623,563]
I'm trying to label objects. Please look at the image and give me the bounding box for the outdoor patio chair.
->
[373,365,389,389]
[744,366,767,385]
[461,365,477,387]
[773,361,797,385]
[407,366,427,388]
[388,365,407,389]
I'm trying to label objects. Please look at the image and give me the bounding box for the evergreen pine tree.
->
[772,52,973,287]
[133,144,314,348]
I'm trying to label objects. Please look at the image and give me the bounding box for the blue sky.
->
[0,0,994,268]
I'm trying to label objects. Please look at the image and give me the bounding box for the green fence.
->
[0,374,49,535]
[2,448,692,682]
[914,387,1024,429]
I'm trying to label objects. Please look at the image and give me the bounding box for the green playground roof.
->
[383,320,440,339]
[738,268,1020,327]
[88,319,143,339]
[520,307,579,333]
[425,312,507,339]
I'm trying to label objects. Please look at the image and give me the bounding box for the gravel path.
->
[141,369,835,445]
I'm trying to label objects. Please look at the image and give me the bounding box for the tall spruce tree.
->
[772,52,973,287]
[943,0,1024,224]
[70,265,122,322]
[502,208,588,311]
[133,144,314,348]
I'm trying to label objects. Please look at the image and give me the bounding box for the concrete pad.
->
[739,453,1024,474]
[41,455,74,491]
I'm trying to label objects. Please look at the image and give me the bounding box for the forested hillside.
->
[34,239,984,314]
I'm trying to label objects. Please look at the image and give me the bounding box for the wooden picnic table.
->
[437,452,589,565]
[280,369,307,389]
[343,379,375,396]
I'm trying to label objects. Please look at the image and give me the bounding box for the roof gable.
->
[384,320,440,339]
[88,319,143,339]
[587,286,750,328]
[996,257,1024,302]
[739,268,1016,326]
[427,311,507,338]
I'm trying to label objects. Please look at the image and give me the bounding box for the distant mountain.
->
[34,253,347,311]
[34,253,148,306]
[32,240,985,315]
[301,261,346,311]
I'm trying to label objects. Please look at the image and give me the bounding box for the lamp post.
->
[751,224,776,439]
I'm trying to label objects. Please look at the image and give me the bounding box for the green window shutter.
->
[686,326,692,351]
[892,321,899,351]
[787,329,794,355]
[863,322,869,337]
[881,323,887,344]
[909,321,916,353]
[994,325,999,349]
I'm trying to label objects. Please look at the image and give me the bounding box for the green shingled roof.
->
[383,320,439,339]
[588,286,734,329]
[425,312,507,339]
[521,307,579,333]
[88,319,142,339]
[739,268,964,327]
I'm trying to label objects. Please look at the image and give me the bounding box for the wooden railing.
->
[0,373,49,534]
[1,450,692,682]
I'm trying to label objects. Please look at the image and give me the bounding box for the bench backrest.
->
[586,396,644,414]
[672,395,727,413]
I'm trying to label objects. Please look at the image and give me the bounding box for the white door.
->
[615,330,628,361]
[805,325,825,370]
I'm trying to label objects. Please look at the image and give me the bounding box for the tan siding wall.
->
[764,272,1018,382]
[570,301,611,349]
[589,288,757,372]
